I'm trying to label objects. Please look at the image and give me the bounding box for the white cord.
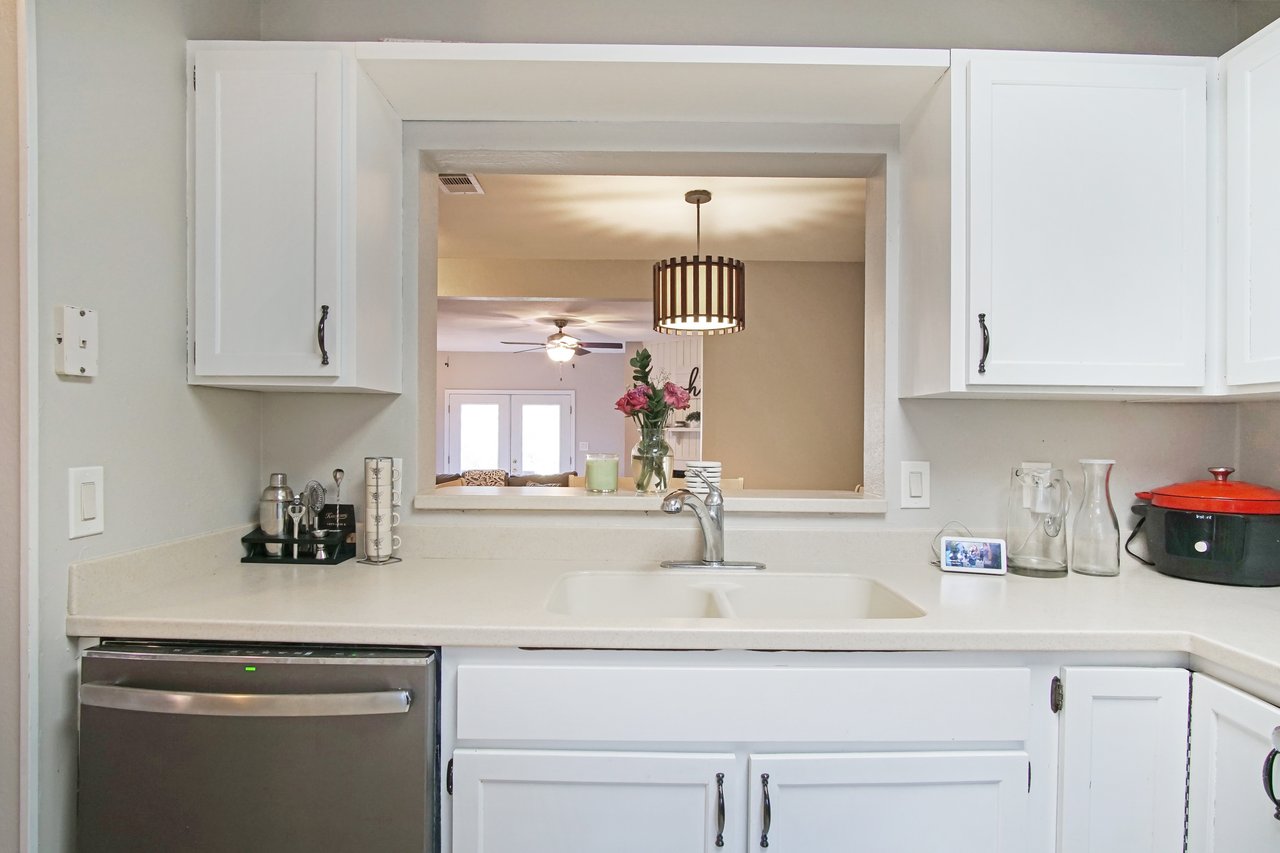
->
[929,521,975,566]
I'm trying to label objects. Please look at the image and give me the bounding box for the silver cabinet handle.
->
[978,312,990,375]
[715,772,725,847]
[760,773,771,848]
[80,682,411,717]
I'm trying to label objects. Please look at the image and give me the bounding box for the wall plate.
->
[55,305,99,377]
[68,466,104,539]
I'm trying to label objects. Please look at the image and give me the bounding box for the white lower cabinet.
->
[451,749,737,853]
[1187,673,1280,851]
[745,751,1030,852]
[1056,667,1192,853]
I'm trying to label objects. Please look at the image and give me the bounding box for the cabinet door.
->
[192,48,343,377]
[451,749,737,853]
[745,751,1030,852]
[1187,673,1280,852]
[966,58,1207,387]
[1224,21,1280,386]
[1057,667,1190,853]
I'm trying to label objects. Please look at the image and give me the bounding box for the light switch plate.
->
[55,305,99,377]
[900,461,931,509]
[68,466,104,538]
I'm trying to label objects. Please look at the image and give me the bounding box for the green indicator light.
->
[244,666,256,672]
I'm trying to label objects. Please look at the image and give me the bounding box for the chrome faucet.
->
[660,469,765,570]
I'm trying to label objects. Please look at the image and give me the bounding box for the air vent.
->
[438,173,485,195]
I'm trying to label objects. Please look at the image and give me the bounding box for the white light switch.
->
[900,461,931,509]
[578,441,589,452]
[68,466,104,538]
[54,305,99,377]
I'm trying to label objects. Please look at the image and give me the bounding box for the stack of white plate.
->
[685,460,722,494]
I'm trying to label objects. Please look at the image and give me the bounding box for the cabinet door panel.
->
[746,751,1030,852]
[451,749,736,853]
[1225,23,1280,385]
[193,48,342,377]
[1057,666,1190,853]
[967,59,1207,387]
[1187,674,1280,852]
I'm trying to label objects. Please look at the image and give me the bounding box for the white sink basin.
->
[545,571,926,620]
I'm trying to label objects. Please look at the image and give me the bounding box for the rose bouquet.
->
[615,348,691,493]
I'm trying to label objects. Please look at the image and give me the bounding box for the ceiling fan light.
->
[546,345,575,363]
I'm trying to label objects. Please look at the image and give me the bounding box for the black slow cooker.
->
[1130,467,1280,587]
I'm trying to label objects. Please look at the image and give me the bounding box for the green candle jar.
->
[585,453,619,493]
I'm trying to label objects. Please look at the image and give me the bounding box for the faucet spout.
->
[661,487,725,563]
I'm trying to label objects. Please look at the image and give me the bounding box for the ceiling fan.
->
[501,319,625,362]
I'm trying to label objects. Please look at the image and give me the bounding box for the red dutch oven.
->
[1131,467,1280,587]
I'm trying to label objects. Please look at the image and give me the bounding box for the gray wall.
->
[260,0,1278,55]
[33,3,261,849]
[2,0,22,847]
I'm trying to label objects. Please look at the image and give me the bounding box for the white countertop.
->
[66,527,1280,690]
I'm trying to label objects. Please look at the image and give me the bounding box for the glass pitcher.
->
[1005,466,1071,577]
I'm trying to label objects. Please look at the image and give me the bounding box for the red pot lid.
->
[1136,467,1280,514]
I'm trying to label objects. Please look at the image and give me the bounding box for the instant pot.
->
[1130,467,1280,587]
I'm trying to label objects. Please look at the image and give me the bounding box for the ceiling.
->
[437,174,866,262]
[437,298,655,353]
[436,173,866,352]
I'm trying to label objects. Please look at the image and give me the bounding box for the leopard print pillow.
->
[461,469,508,486]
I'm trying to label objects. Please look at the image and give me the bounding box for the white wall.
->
[32,3,261,849]
[435,351,628,475]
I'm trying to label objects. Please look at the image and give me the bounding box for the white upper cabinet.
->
[901,52,1211,396]
[966,57,1208,388]
[1187,673,1280,852]
[1223,22,1280,388]
[188,44,402,392]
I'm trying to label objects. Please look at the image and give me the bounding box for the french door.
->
[445,391,574,475]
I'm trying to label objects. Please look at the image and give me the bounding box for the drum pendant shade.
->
[653,190,746,335]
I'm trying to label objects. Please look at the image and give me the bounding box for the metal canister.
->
[259,473,294,556]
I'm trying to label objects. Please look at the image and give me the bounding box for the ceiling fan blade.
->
[580,342,624,349]
[510,347,546,354]
[499,341,546,346]
[573,346,592,356]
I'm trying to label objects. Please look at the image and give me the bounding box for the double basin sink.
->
[546,570,926,621]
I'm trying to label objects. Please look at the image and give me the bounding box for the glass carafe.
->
[1005,466,1071,577]
[1072,459,1120,576]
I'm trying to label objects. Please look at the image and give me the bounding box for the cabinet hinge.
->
[1051,676,1064,713]
[446,758,454,795]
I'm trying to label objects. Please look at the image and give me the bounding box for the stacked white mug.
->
[362,456,401,563]
[685,460,722,495]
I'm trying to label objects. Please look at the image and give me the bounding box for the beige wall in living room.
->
[703,262,865,490]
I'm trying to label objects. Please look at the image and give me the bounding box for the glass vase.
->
[1071,459,1120,576]
[631,427,673,495]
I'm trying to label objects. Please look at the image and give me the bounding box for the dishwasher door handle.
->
[80,682,412,717]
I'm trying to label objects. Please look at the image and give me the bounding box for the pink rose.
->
[663,382,691,409]
[615,385,651,415]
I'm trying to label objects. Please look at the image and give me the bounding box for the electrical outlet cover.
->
[55,305,99,377]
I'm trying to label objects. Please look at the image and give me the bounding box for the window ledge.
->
[414,486,886,515]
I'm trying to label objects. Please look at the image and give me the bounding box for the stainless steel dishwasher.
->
[77,641,437,853]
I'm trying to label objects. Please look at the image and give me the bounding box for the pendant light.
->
[653,190,746,335]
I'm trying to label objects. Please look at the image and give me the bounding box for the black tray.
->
[241,527,356,565]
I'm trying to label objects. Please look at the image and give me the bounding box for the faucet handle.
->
[688,467,722,501]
